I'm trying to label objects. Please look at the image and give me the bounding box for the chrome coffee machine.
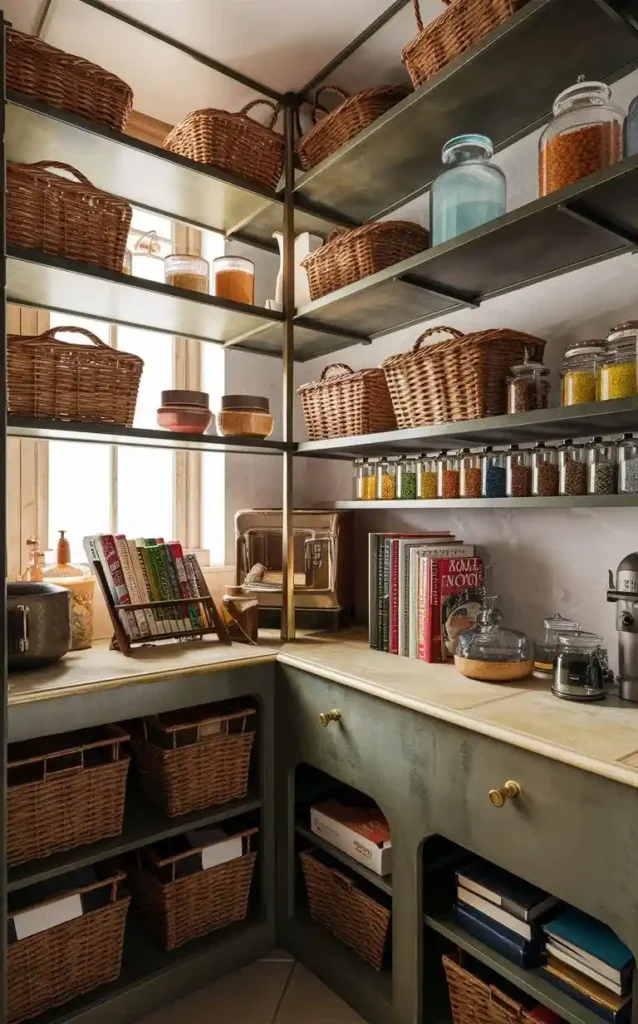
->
[607,551,638,702]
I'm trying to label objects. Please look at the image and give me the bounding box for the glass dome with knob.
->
[454,596,535,682]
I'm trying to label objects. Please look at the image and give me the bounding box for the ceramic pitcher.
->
[270,231,323,310]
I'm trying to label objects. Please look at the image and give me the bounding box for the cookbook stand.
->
[92,560,231,656]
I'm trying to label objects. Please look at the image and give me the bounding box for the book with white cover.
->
[546,942,624,996]
[457,886,533,940]
[115,536,150,637]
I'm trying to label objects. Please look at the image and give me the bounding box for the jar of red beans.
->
[506,445,531,498]
[531,442,559,497]
[506,356,550,414]
[539,78,624,198]
[559,439,588,496]
[460,450,483,498]
[438,453,460,499]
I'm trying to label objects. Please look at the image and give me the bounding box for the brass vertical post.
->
[281,100,296,641]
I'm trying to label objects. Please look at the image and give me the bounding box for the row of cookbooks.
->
[454,859,634,1022]
[368,530,484,660]
[83,534,214,640]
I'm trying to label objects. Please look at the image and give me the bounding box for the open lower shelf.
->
[333,495,638,510]
[8,790,262,893]
[295,822,393,897]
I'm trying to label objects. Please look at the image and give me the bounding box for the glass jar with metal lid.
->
[600,322,638,401]
[534,612,580,678]
[377,456,400,500]
[438,452,460,499]
[553,631,606,701]
[482,447,506,498]
[460,449,482,498]
[506,445,531,498]
[397,455,419,500]
[361,458,378,501]
[539,78,624,197]
[506,356,550,414]
[618,434,638,494]
[430,134,506,246]
[353,459,364,500]
[418,454,439,500]
[587,436,618,496]
[558,439,588,496]
[561,340,605,406]
[531,442,559,497]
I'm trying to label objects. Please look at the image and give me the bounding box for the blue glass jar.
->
[430,134,506,246]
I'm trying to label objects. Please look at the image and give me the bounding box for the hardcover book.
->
[542,959,633,1024]
[422,556,485,662]
[544,909,634,984]
[456,860,559,923]
[454,902,544,968]
[457,886,534,941]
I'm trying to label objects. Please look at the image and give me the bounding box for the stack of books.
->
[542,908,634,1023]
[454,861,558,968]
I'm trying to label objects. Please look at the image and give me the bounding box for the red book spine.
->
[390,540,400,655]
[425,558,439,662]
[168,541,202,630]
[100,534,140,639]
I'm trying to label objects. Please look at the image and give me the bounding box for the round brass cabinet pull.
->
[489,780,522,808]
[319,709,342,728]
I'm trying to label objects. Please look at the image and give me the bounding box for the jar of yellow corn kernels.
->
[561,340,605,406]
[418,453,439,499]
[361,458,378,501]
[377,456,400,500]
[600,322,638,401]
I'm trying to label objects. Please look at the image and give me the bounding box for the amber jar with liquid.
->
[213,256,255,305]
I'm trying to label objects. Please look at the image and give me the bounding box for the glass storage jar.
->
[561,340,605,406]
[506,445,531,498]
[418,454,439,499]
[165,253,210,293]
[378,456,400,500]
[482,447,506,498]
[361,458,378,501]
[553,631,606,701]
[559,439,588,496]
[454,597,535,682]
[438,453,460,499]
[534,612,580,679]
[618,434,638,494]
[213,256,255,305]
[430,134,506,246]
[539,78,624,197]
[600,322,638,401]
[460,450,483,498]
[397,455,419,500]
[506,357,550,413]
[587,436,618,495]
[531,442,559,497]
[353,459,364,500]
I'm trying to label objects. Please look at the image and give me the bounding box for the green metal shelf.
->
[333,496,638,510]
[295,822,393,897]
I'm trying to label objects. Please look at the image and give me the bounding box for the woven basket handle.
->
[331,868,356,891]
[25,160,94,187]
[413,326,465,351]
[319,362,355,380]
[17,325,113,349]
[413,0,450,30]
[311,85,350,124]
[239,99,280,130]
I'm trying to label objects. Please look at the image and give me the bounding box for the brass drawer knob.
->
[319,709,342,728]
[489,780,522,808]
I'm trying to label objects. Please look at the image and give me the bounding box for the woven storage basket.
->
[8,160,132,272]
[8,726,130,869]
[130,828,258,951]
[133,703,257,817]
[296,84,409,170]
[402,0,529,89]
[163,101,284,191]
[302,221,429,302]
[298,362,397,441]
[300,850,391,970]
[7,872,130,1024]
[381,325,546,428]
[443,953,537,1024]
[7,29,133,130]
[8,325,144,427]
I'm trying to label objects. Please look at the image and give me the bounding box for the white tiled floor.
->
[141,951,366,1024]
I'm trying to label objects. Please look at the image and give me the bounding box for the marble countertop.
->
[10,629,638,789]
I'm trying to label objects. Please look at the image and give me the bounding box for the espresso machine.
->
[607,551,638,702]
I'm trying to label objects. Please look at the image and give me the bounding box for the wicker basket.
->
[443,952,537,1024]
[8,726,130,869]
[8,872,130,1024]
[402,0,529,89]
[132,703,257,817]
[298,362,397,441]
[163,101,284,191]
[300,850,391,970]
[130,828,258,951]
[8,325,144,427]
[7,29,133,131]
[381,325,546,428]
[296,85,409,171]
[7,160,132,273]
[302,221,429,302]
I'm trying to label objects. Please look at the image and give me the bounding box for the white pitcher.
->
[269,230,323,311]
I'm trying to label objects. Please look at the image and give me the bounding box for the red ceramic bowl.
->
[157,405,213,435]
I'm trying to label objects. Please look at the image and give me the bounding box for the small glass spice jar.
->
[165,253,210,293]
[506,445,531,498]
[361,458,378,501]
[561,340,605,406]
[397,455,419,500]
[532,442,560,497]
[506,356,550,414]
[600,322,638,401]
[559,439,588,496]
[378,456,400,500]
[587,436,618,496]
[438,453,460,499]
[460,449,483,498]
[618,434,638,494]
[482,447,507,498]
[418,454,439,500]
[353,459,364,500]
[539,78,624,197]
[213,255,255,305]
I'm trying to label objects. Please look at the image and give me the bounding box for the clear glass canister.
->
[618,434,638,494]
[418,454,439,499]
[430,134,506,247]
[553,631,606,701]
[561,340,605,406]
[506,358,550,414]
[539,78,624,197]
[213,255,255,305]
[506,445,531,498]
[600,322,638,401]
[454,597,535,682]
[397,455,419,500]
[361,458,378,501]
[353,459,364,500]
[460,450,483,498]
[378,456,400,500]
[165,253,210,293]
[534,612,580,678]
[587,436,618,496]
[438,453,460,499]
[482,447,506,498]
[531,442,560,497]
[559,439,588,496]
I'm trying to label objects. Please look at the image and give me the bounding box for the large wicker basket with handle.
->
[302,221,429,302]
[298,362,397,441]
[402,0,529,89]
[296,84,409,171]
[381,325,545,428]
[443,952,537,1024]
[7,160,132,272]
[163,101,284,191]
[7,29,133,130]
[8,326,143,427]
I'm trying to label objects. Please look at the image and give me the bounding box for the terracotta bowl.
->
[157,405,213,435]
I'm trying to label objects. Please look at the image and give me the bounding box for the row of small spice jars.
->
[355,435,638,500]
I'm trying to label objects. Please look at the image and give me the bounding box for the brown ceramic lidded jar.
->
[217,395,274,439]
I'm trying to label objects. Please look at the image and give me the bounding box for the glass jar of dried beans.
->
[561,340,605,406]
[532,442,559,497]
[482,447,507,498]
[460,449,483,498]
[506,445,531,498]
[506,357,550,414]
[618,434,638,494]
[559,439,588,496]
[397,455,419,500]
[377,456,400,500]
[438,453,460,500]
[539,78,624,198]
[600,322,638,401]
[418,454,439,500]
[587,437,617,496]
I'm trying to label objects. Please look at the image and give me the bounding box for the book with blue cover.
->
[541,959,632,1024]
[544,908,634,987]
[456,860,559,923]
[454,902,544,968]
